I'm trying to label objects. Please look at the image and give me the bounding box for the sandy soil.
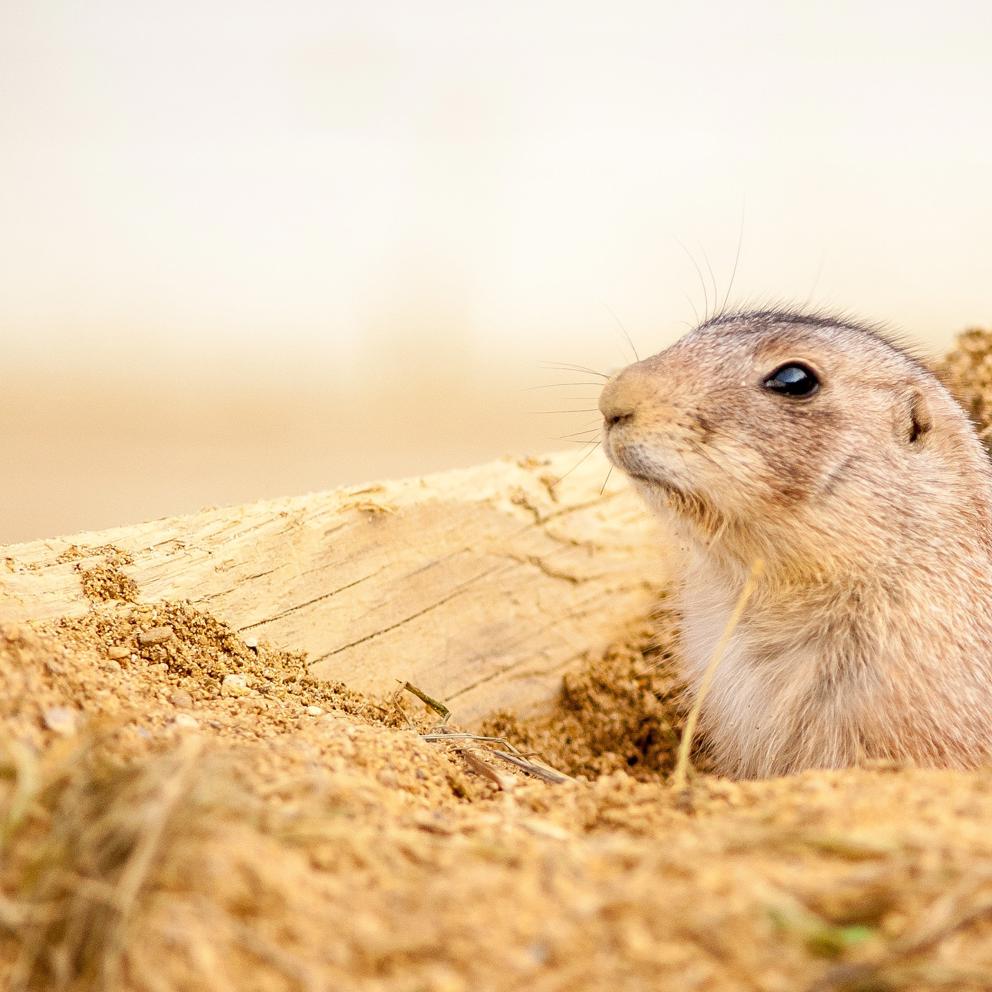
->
[3,329,992,992]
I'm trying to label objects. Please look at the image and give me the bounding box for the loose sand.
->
[4,330,992,992]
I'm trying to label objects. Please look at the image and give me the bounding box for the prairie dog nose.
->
[599,366,655,427]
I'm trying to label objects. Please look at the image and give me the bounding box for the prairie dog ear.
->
[900,388,933,446]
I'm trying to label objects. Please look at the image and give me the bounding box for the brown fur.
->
[600,309,992,779]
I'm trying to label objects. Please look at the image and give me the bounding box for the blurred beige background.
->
[2,1,990,543]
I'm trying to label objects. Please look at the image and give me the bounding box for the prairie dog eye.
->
[763,362,820,398]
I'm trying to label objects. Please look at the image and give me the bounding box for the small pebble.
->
[305,705,324,716]
[138,626,174,646]
[43,706,78,736]
[173,713,199,730]
[244,636,259,650]
[107,645,131,660]
[170,688,193,708]
[221,673,249,697]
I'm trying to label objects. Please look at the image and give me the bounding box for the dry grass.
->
[1,737,205,990]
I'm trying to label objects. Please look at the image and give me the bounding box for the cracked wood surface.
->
[0,452,669,723]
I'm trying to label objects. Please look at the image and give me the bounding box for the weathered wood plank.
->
[0,452,668,723]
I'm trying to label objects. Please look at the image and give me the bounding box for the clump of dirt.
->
[55,545,138,604]
[54,600,399,722]
[78,563,139,603]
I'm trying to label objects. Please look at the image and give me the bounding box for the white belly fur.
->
[676,547,827,777]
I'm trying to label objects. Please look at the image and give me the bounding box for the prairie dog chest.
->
[676,551,821,753]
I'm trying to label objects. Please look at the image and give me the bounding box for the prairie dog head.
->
[599,310,991,565]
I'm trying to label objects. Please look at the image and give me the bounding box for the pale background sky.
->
[2,1,990,542]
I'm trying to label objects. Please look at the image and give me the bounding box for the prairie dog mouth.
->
[607,441,683,494]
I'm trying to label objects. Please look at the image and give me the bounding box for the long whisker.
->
[539,361,610,379]
[600,465,615,495]
[720,205,746,316]
[601,302,640,363]
[532,408,601,415]
[558,429,602,440]
[552,440,602,489]
[699,242,719,323]
[523,381,605,390]
[801,252,826,309]
[675,238,709,324]
[682,290,701,327]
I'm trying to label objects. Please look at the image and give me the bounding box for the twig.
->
[672,558,764,790]
[422,730,573,786]
[398,681,450,725]
[456,748,515,790]
[420,733,520,751]
[488,750,574,785]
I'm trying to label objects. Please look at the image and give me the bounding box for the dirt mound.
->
[4,599,992,992]
[3,328,992,992]
[941,326,992,451]
[480,607,692,781]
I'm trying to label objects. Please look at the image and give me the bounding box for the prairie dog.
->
[599,309,992,778]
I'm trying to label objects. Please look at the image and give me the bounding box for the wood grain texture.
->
[1,452,668,723]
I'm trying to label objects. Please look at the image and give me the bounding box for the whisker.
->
[699,242,719,323]
[675,238,709,323]
[719,205,746,316]
[801,252,826,309]
[539,361,610,379]
[600,465,614,495]
[600,302,640,363]
[558,428,602,439]
[523,381,605,390]
[561,419,607,432]
[552,440,602,489]
[681,290,701,327]
[531,408,601,415]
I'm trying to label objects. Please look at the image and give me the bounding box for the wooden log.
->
[0,452,669,723]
